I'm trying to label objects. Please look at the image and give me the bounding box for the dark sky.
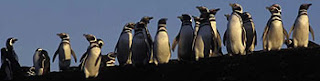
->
[0,0,318,71]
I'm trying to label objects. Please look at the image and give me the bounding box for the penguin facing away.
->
[223,3,247,55]
[131,19,153,66]
[114,22,135,66]
[53,33,77,71]
[289,3,314,48]
[82,34,103,78]
[139,16,155,64]
[242,12,257,53]
[1,47,13,80]
[33,48,50,76]
[262,5,289,51]
[153,18,171,64]
[172,14,194,61]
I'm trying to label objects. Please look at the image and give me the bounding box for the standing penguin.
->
[172,14,194,61]
[192,16,201,37]
[139,16,154,64]
[289,3,314,48]
[262,4,289,51]
[53,33,77,71]
[0,38,21,80]
[33,48,50,76]
[114,23,135,66]
[223,3,246,55]
[242,12,257,53]
[208,8,223,57]
[153,18,171,64]
[82,34,103,78]
[131,17,153,66]
[194,6,214,60]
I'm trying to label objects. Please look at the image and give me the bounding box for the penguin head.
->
[229,3,243,13]
[140,16,153,24]
[97,39,104,48]
[57,33,70,40]
[123,22,135,31]
[6,37,18,47]
[299,3,312,11]
[224,14,231,21]
[209,8,220,15]
[196,6,209,14]
[158,18,167,24]
[178,14,192,23]
[242,12,252,20]
[266,6,280,13]
[83,34,97,43]
[192,16,201,22]
[134,22,146,30]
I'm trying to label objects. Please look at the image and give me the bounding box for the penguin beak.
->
[229,3,234,7]
[215,8,220,11]
[196,6,201,9]
[12,38,18,42]
[177,16,182,19]
[307,4,312,7]
[266,7,270,10]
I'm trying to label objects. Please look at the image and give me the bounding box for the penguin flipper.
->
[71,49,77,63]
[171,34,180,51]
[223,30,227,46]
[216,30,222,48]
[52,47,59,62]
[309,25,315,41]
[242,27,247,46]
[254,30,258,46]
[288,25,295,36]
[80,52,87,63]
[282,27,289,41]
[262,26,269,49]
[94,55,102,66]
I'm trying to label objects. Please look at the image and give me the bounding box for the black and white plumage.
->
[114,23,135,66]
[288,3,314,48]
[131,16,153,66]
[153,18,171,64]
[33,48,50,76]
[242,12,257,53]
[223,3,247,55]
[82,34,103,78]
[53,33,77,71]
[172,14,194,61]
[208,8,223,57]
[0,38,21,80]
[262,4,289,51]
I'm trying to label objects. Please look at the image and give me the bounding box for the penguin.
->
[1,48,13,80]
[262,5,289,51]
[153,18,171,64]
[288,3,314,48]
[208,8,223,57]
[223,3,247,55]
[192,16,201,38]
[53,33,77,71]
[114,23,135,66]
[131,17,153,66]
[172,14,194,61]
[0,38,21,80]
[194,6,213,60]
[103,52,116,67]
[82,34,103,78]
[80,38,104,71]
[139,16,154,64]
[242,12,257,53]
[33,48,50,76]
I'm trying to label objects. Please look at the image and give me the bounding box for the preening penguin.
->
[53,33,77,71]
[33,48,50,76]
[82,34,103,78]
[262,4,289,51]
[153,18,171,64]
[242,12,257,53]
[288,3,314,48]
[114,22,135,66]
[172,14,194,61]
[131,17,153,66]
[223,3,247,55]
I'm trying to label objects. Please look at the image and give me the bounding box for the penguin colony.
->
[0,3,316,79]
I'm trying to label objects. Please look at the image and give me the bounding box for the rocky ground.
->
[2,46,320,81]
